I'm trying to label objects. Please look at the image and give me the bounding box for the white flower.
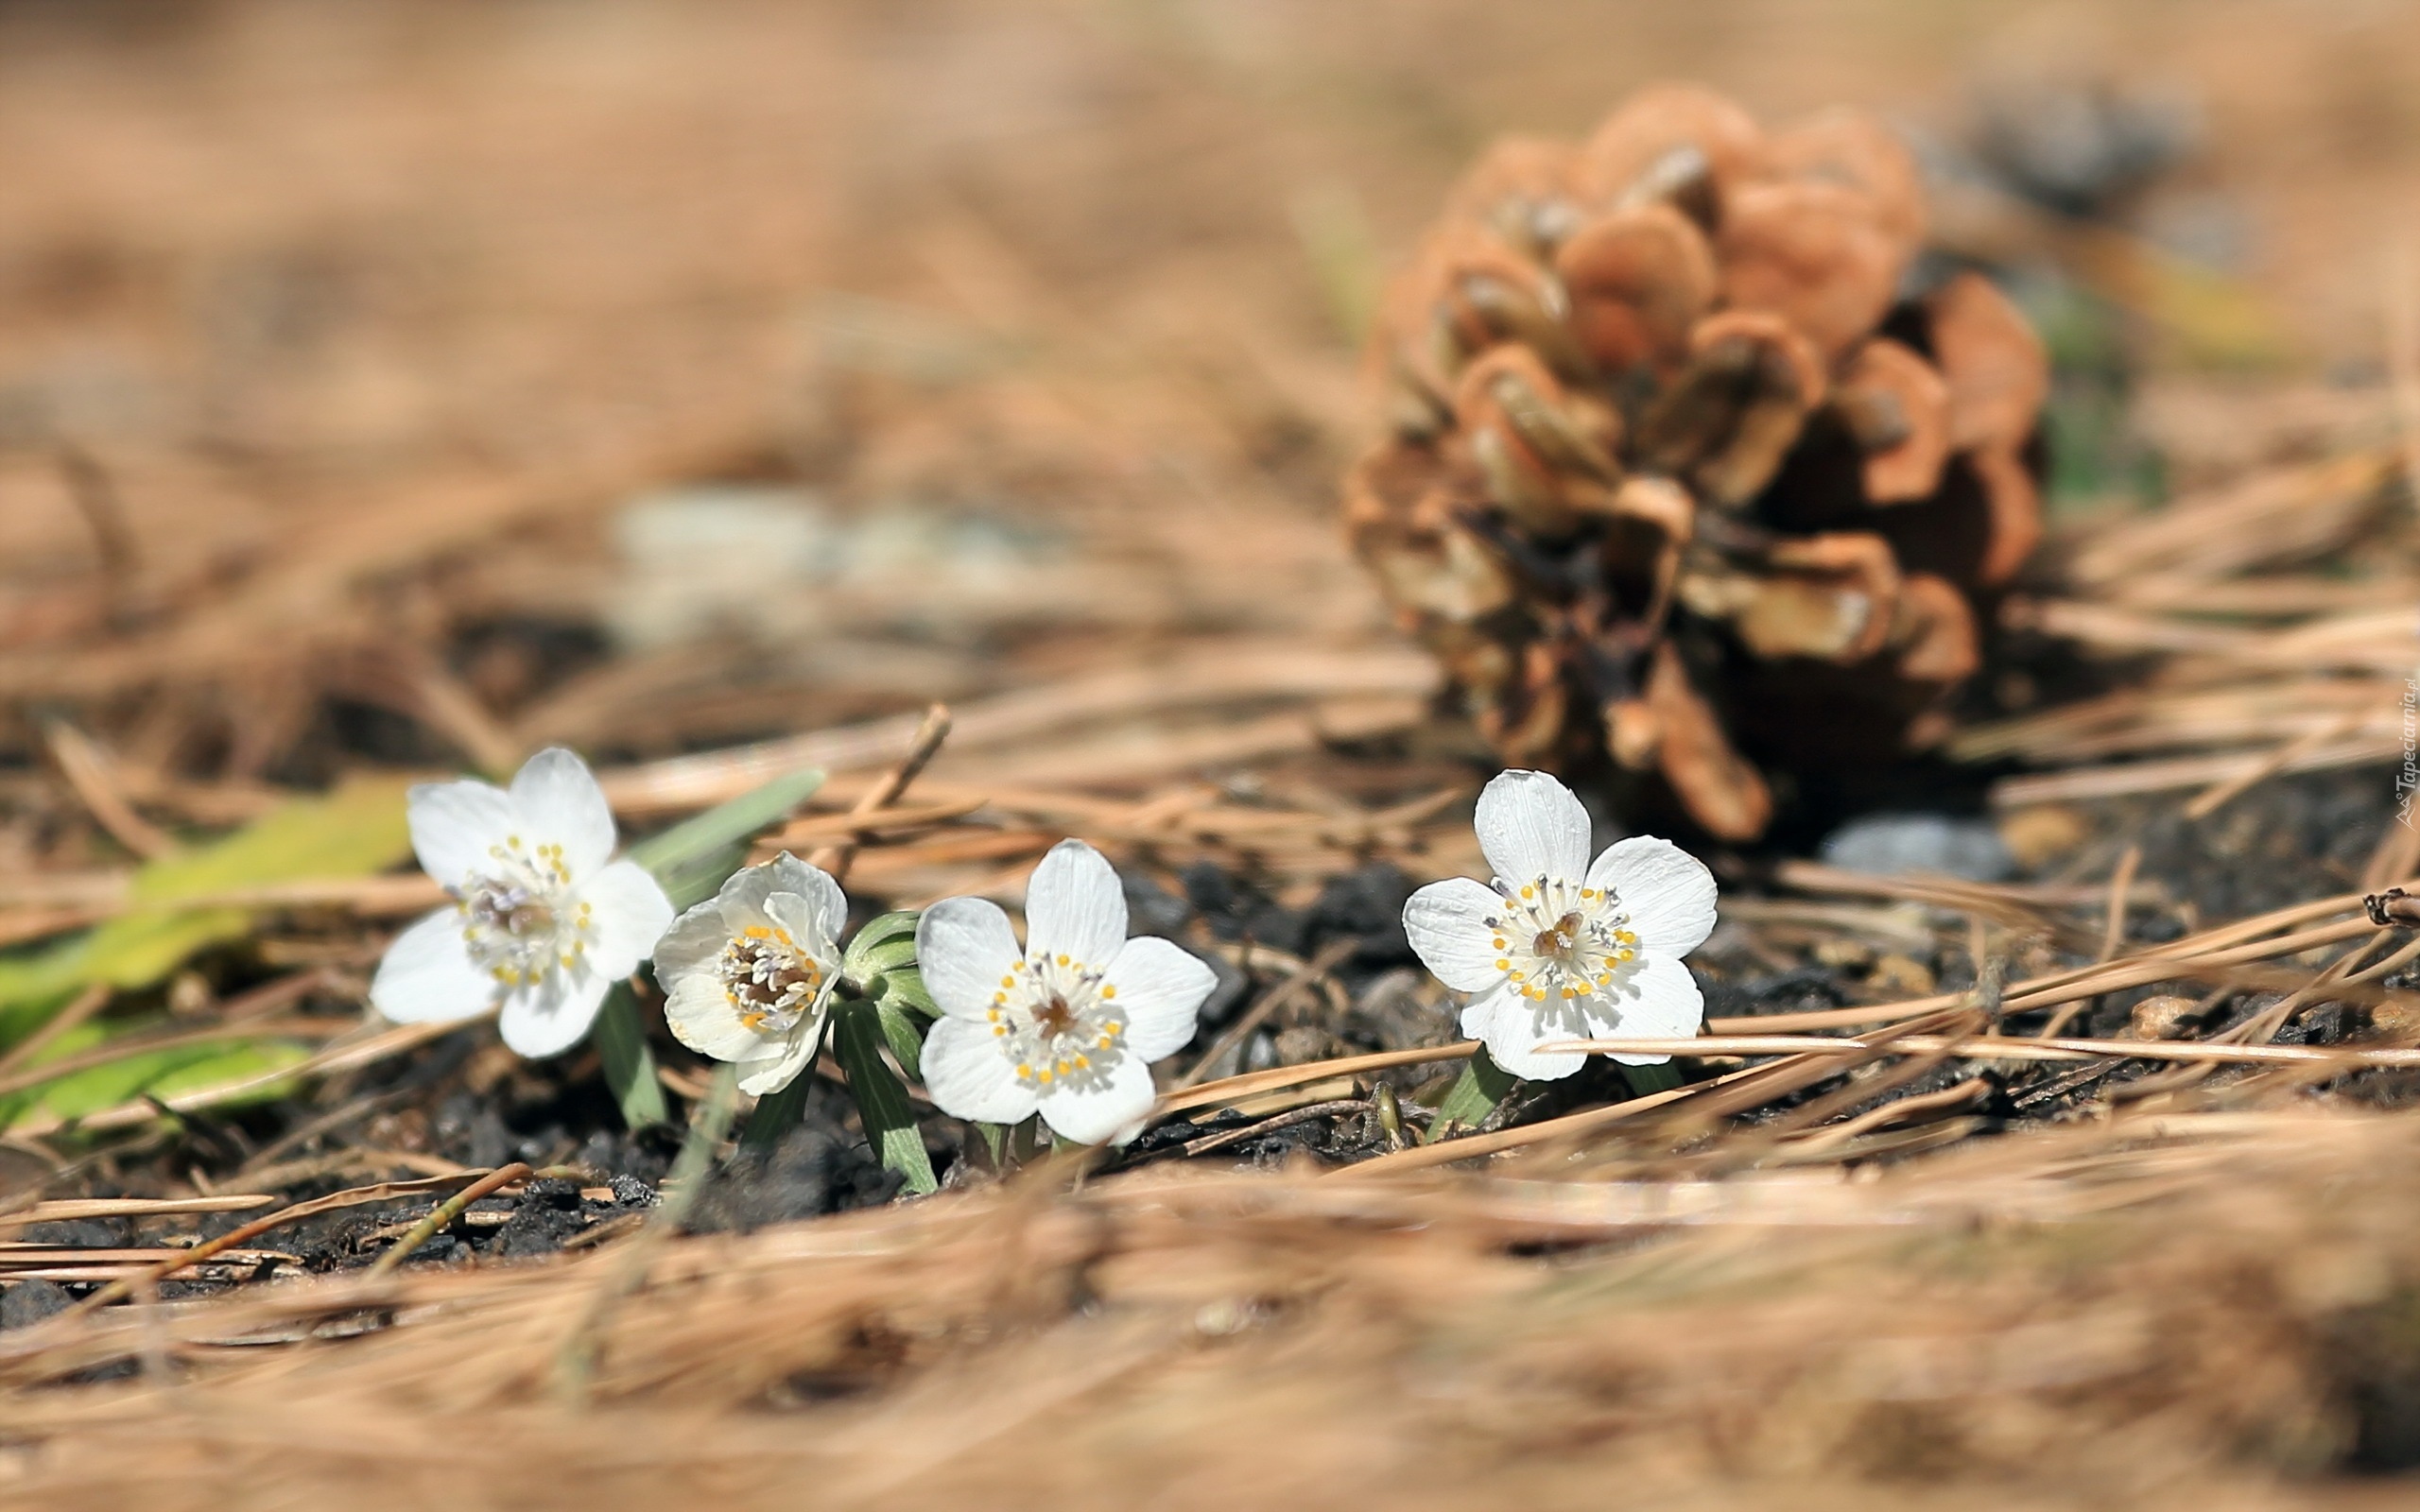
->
[652,853,846,1096]
[1403,769,1716,1081]
[370,747,673,1057]
[916,839,1214,1145]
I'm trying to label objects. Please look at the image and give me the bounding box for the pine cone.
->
[1345,84,2048,840]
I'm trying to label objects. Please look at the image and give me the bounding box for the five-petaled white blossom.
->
[653,853,846,1096]
[1403,769,1715,1080]
[370,747,674,1057]
[916,839,1214,1145]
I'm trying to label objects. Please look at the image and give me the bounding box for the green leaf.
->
[1621,1061,1685,1097]
[130,1040,313,1112]
[842,917,919,981]
[0,1035,311,1128]
[594,985,669,1130]
[873,994,926,1081]
[840,915,934,1078]
[874,965,939,1019]
[1423,1049,1518,1143]
[628,767,826,909]
[844,909,919,956]
[831,998,936,1195]
[974,1121,1007,1165]
[0,777,414,1049]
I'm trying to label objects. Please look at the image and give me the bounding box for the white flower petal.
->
[1023,839,1127,968]
[406,780,514,886]
[1474,769,1593,886]
[759,853,847,952]
[1403,877,1514,992]
[1459,984,1588,1082]
[737,1008,826,1096]
[370,908,496,1024]
[1103,936,1214,1061]
[921,1016,1038,1125]
[1582,954,1704,1064]
[508,747,616,881]
[576,860,675,980]
[1036,1056,1155,1146]
[764,892,841,966]
[498,970,613,1057]
[1586,835,1718,957]
[650,900,735,986]
[916,897,1023,1021]
[719,853,846,948]
[663,973,770,1063]
[713,859,782,915]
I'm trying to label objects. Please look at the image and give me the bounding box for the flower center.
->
[718,924,823,1034]
[1531,911,1583,959]
[1487,876,1638,1007]
[989,954,1127,1091]
[456,837,590,989]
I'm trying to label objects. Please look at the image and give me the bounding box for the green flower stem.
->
[1423,1048,1518,1143]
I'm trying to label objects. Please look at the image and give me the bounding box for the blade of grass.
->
[0,778,412,1047]
[593,985,669,1131]
[628,767,825,910]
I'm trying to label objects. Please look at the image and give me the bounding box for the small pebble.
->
[1822,814,2016,883]
[1998,804,2089,868]
[1869,954,1936,996]
[2124,994,2204,1040]
[1,1280,72,1331]
[524,1177,583,1211]
[1272,1025,1347,1065]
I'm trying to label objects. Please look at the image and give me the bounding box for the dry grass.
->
[9,1108,2420,1509]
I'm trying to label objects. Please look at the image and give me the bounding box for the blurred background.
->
[0,0,2413,818]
